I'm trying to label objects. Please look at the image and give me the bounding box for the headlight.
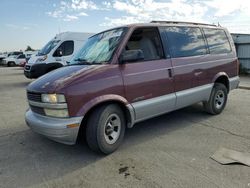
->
[41,94,66,103]
[44,108,69,118]
[36,55,47,63]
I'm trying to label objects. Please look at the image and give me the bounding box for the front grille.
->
[30,105,45,116]
[27,92,42,102]
[30,105,45,115]
[25,65,31,70]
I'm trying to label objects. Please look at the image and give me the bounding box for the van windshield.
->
[38,40,60,56]
[69,27,127,65]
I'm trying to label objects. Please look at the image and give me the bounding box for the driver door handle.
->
[168,68,172,78]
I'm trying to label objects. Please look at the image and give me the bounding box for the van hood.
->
[27,55,45,64]
[27,65,100,93]
[27,56,38,64]
[4,57,16,61]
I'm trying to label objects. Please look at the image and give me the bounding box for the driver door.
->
[53,40,74,65]
[17,54,26,65]
[120,27,176,122]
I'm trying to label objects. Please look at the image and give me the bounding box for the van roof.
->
[54,32,94,41]
[123,21,225,29]
[88,21,228,40]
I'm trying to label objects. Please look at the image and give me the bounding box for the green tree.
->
[25,45,35,51]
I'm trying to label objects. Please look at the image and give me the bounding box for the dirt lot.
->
[0,67,250,188]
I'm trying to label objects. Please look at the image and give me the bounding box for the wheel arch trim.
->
[212,72,230,91]
[76,94,135,128]
[212,72,229,83]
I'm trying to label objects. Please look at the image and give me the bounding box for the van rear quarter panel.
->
[172,53,238,92]
[62,65,126,117]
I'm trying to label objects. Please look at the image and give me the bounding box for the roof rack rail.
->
[150,21,217,27]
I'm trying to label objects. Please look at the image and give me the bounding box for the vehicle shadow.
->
[0,103,212,188]
[0,81,31,89]
[0,128,102,188]
[0,66,23,70]
[7,81,31,87]
[5,71,24,76]
[123,103,211,147]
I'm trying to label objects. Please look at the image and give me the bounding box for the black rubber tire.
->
[203,83,228,115]
[86,104,125,154]
[8,61,16,67]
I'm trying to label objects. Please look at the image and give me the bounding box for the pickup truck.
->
[2,54,27,67]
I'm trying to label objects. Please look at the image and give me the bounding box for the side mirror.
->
[120,49,144,63]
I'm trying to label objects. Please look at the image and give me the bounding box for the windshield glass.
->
[38,40,60,56]
[69,27,127,65]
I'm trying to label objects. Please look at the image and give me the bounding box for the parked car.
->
[24,32,93,79]
[1,51,23,66]
[24,50,38,61]
[0,52,7,59]
[0,52,7,65]
[25,21,239,154]
[19,51,38,67]
[2,54,27,67]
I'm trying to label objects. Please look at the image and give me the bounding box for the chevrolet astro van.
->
[25,21,239,154]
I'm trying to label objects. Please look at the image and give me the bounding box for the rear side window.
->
[164,27,207,58]
[63,41,74,56]
[18,54,26,58]
[203,29,231,54]
[13,52,23,56]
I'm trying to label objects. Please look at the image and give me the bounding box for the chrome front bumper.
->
[25,109,83,145]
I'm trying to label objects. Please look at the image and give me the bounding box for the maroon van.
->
[25,21,239,154]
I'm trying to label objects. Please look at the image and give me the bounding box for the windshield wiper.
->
[74,58,93,65]
[37,52,45,56]
[68,58,103,65]
[74,58,87,62]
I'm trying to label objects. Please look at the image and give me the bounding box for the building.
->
[231,33,250,74]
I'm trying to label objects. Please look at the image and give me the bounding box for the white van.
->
[24,32,93,78]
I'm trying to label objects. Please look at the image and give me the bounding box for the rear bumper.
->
[25,109,83,145]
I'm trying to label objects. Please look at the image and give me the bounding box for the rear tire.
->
[203,83,228,115]
[86,104,125,154]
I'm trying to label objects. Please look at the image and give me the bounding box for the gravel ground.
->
[0,67,250,188]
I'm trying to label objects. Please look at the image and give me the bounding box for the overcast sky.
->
[0,0,250,52]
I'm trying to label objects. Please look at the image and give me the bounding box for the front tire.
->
[8,62,16,67]
[203,83,228,115]
[86,104,125,154]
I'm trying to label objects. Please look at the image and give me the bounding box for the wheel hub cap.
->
[215,90,225,109]
[104,114,121,145]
